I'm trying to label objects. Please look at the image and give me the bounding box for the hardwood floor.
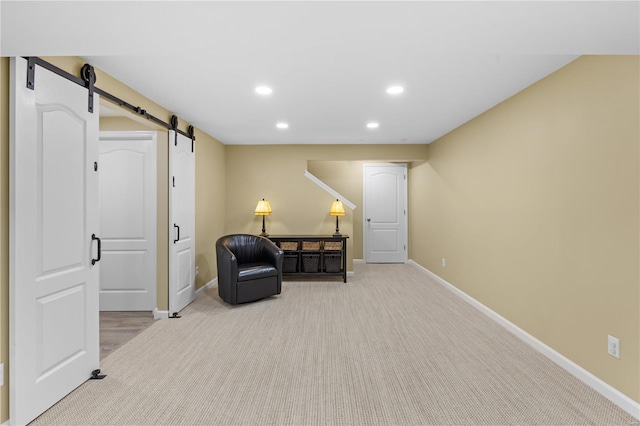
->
[100,311,156,360]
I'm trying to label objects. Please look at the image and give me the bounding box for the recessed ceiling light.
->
[386,86,404,95]
[276,122,289,129]
[366,122,379,129]
[255,86,273,95]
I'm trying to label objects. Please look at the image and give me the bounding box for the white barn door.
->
[10,58,100,425]
[169,130,195,315]
[99,132,157,311]
[363,163,407,263]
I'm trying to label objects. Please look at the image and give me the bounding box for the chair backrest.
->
[217,234,273,264]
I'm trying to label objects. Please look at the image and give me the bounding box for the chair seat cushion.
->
[237,262,278,281]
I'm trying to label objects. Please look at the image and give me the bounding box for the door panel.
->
[10,57,99,425]
[100,150,145,237]
[371,229,400,252]
[169,131,195,314]
[177,247,193,293]
[37,285,86,377]
[370,173,400,222]
[99,133,157,311]
[40,107,86,273]
[364,164,407,263]
[101,251,146,290]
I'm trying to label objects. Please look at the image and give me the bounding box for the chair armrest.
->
[260,239,284,269]
[216,240,239,304]
[259,238,283,293]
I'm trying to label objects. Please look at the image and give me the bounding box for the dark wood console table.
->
[268,235,349,283]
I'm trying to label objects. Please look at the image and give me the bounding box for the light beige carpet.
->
[31,263,636,425]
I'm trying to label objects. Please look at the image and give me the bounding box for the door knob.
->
[366,218,371,222]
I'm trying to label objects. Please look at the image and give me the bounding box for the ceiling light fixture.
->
[255,86,273,95]
[386,86,404,95]
[366,122,379,129]
[276,122,289,129]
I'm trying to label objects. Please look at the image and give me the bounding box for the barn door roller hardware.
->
[23,57,194,139]
[171,115,179,146]
[170,117,195,152]
[188,125,195,152]
[81,64,96,113]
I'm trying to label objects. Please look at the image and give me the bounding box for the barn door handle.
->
[173,224,180,243]
[91,234,101,265]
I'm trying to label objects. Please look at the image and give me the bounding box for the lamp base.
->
[259,215,269,237]
[333,216,342,237]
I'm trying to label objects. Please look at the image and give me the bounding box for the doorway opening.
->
[98,104,164,357]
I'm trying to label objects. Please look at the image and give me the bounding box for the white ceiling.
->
[2,1,638,145]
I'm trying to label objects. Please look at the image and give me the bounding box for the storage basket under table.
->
[301,241,321,251]
[302,253,320,272]
[323,241,342,251]
[323,252,342,273]
[283,253,299,273]
[279,241,298,251]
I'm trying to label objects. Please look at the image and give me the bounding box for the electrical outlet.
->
[442,258,446,268]
[0,363,4,387]
[608,335,620,359]
[195,266,199,276]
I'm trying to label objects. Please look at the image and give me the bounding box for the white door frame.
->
[363,163,408,263]
[98,131,157,311]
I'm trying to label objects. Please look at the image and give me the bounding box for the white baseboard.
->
[154,279,217,320]
[407,259,640,421]
[2,419,9,426]
[196,277,217,297]
[152,308,169,320]
[353,259,364,264]
[347,271,354,277]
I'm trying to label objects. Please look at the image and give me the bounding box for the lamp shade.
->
[330,199,345,216]
[254,199,272,216]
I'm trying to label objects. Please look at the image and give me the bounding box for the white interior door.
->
[363,163,407,263]
[9,57,100,425]
[99,131,157,311]
[169,130,195,314]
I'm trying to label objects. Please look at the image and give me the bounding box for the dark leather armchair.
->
[216,234,284,305]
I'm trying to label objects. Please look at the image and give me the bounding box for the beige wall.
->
[194,127,226,289]
[225,145,427,269]
[409,56,640,402]
[0,57,226,422]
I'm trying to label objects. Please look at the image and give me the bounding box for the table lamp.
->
[254,198,272,237]
[330,199,345,236]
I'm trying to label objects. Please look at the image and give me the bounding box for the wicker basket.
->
[302,254,320,272]
[279,241,298,251]
[323,241,342,251]
[301,241,321,251]
[283,254,298,273]
[324,253,342,273]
